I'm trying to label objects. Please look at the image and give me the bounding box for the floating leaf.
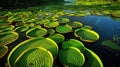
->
[0,31,19,46]
[0,25,15,32]
[44,21,59,28]
[56,24,72,34]
[74,28,99,42]
[59,47,85,67]
[101,40,120,51]
[47,29,55,36]
[58,18,70,24]
[49,34,65,43]
[62,39,85,53]
[15,26,29,32]
[14,47,53,67]
[8,37,58,66]
[82,48,103,67]
[26,27,47,38]
[0,45,8,58]
[68,21,83,28]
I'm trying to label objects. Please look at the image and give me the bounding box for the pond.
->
[0,1,120,67]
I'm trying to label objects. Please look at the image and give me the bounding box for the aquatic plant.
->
[26,26,47,38]
[74,27,100,42]
[0,7,105,67]
[101,40,120,51]
[56,24,72,33]
[0,45,8,58]
[82,48,103,67]
[59,47,85,67]
[0,31,19,46]
[62,39,85,53]
[7,37,58,67]
[68,21,83,28]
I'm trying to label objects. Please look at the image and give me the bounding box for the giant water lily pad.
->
[47,29,55,36]
[58,18,70,24]
[14,47,53,67]
[8,37,58,66]
[56,24,72,33]
[49,34,65,43]
[112,10,120,18]
[15,26,29,32]
[0,19,11,25]
[101,40,120,51]
[0,31,19,46]
[62,39,85,53]
[44,21,59,28]
[26,27,47,38]
[0,45,8,58]
[68,21,83,28]
[0,25,15,32]
[74,28,99,42]
[59,47,85,67]
[82,48,103,67]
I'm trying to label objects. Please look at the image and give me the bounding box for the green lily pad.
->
[0,31,19,46]
[82,25,92,30]
[26,27,47,38]
[26,23,35,28]
[82,48,103,67]
[0,45,8,58]
[68,21,83,28]
[49,34,65,43]
[15,22,25,26]
[15,26,29,32]
[59,47,85,67]
[44,21,59,28]
[58,18,70,24]
[8,37,58,66]
[56,24,72,34]
[47,29,55,36]
[0,25,15,32]
[74,28,99,42]
[62,39,85,53]
[112,10,120,18]
[101,40,120,51]
[14,47,53,67]
[0,19,11,25]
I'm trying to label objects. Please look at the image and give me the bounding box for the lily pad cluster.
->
[0,9,103,67]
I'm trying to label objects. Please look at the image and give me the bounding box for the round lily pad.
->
[0,19,11,25]
[0,31,19,46]
[8,37,58,66]
[44,21,59,28]
[101,40,120,51]
[15,26,29,32]
[0,45,8,58]
[49,34,65,43]
[56,24,72,34]
[0,25,15,32]
[82,25,92,30]
[62,39,85,53]
[58,18,70,24]
[82,48,103,67]
[68,21,83,28]
[59,47,85,67]
[26,27,47,38]
[14,47,53,67]
[47,29,55,36]
[74,28,99,42]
